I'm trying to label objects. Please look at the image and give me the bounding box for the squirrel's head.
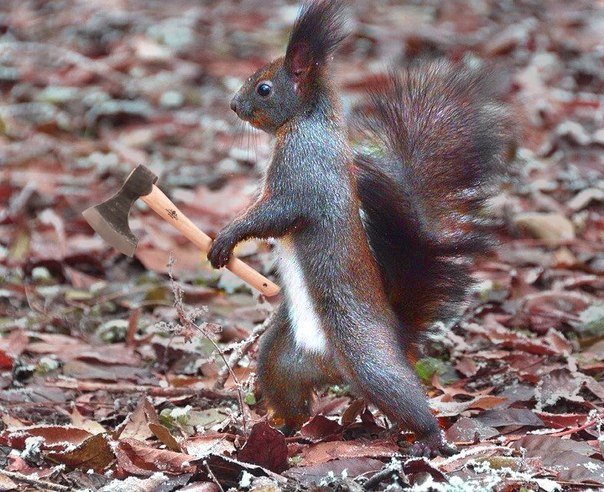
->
[230,0,349,134]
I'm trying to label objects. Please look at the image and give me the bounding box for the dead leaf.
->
[446,417,499,442]
[0,330,28,369]
[300,415,343,442]
[0,425,92,451]
[476,409,544,428]
[70,407,106,435]
[149,422,181,452]
[514,212,575,246]
[117,397,160,441]
[183,434,236,458]
[535,412,589,429]
[0,473,18,491]
[567,188,604,211]
[537,368,585,407]
[514,435,604,484]
[298,440,398,466]
[115,438,196,476]
[431,395,507,416]
[46,433,114,472]
[285,458,384,487]
[237,422,288,474]
[200,454,285,489]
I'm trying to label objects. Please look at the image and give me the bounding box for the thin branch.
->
[0,470,70,492]
[45,380,233,399]
[166,255,250,433]
[213,313,274,391]
[203,460,226,492]
[549,412,604,438]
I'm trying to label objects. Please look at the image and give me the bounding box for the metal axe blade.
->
[82,205,137,257]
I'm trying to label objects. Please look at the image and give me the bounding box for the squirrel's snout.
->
[230,97,239,114]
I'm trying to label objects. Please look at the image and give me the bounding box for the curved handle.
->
[141,185,280,298]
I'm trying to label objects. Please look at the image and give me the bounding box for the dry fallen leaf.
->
[46,433,115,472]
[514,212,576,246]
[237,422,288,474]
[298,440,398,467]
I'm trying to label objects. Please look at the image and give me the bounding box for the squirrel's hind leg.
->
[257,304,337,434]
[332,320,447,452]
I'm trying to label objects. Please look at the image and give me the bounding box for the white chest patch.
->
[278,241,327,354]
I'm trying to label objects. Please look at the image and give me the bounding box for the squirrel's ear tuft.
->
[285,0,349,80]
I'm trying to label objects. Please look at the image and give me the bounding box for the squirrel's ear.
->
[284,0,349,81]
[286,43,312,79]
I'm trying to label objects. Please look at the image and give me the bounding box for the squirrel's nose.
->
[230,98,238,113]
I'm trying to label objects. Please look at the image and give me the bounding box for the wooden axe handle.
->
[142,185,280,298]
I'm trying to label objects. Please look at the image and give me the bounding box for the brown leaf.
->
[98,474,195,492]
[446,417,499,442]
[0,330,28,369]
[513,212,575,246]
[70,407,106,435]
[46,433,114,472]
[436,444,524,474]
[148,422,181,452]
[0,426,92,451]
[201,454,284,489]
[183,434,236,458]
[285,458,384,487]
[341,399,366,426]
[27,334,140,366]
[535,411,589,429]
[300,415,343,442]
[237,422,288,474]
[135,243,204,276]
[0,473,18,490]
[115,438,196,476]
[481,315,559,355]
[455,357,479,377]
[298,440,398,466]
[0,351,13,370]
[62,360,149,381]
[513,435,604,484]
[538,368,585,407]
[431,395,507,416]
[475,409,544,428]
[117,397,160,441]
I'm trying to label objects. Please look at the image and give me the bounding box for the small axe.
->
[82,165,280,297]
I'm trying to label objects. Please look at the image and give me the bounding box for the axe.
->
[82,165,280,297]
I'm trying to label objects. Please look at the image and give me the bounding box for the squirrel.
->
[208,0,510,454]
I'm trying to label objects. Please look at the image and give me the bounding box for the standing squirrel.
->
[208,0,510,454]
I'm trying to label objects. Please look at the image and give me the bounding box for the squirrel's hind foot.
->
[402,431,458,458]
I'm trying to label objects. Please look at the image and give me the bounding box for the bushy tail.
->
[355,60,512,344]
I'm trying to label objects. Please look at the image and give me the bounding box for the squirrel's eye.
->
[256,81,272,97]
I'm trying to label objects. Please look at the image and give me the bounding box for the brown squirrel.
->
[208,0,510,454]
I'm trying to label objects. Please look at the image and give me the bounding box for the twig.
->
[191,319,249,434]
[166,255,249,433]
[203,460,226,492]
[45,380,234,399]
[0,470,70,491]
[214,313,274,391]
[549,412,604,437]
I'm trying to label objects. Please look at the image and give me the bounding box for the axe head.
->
[82,165,158,256]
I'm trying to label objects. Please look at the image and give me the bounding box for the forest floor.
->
[0,0,603,490]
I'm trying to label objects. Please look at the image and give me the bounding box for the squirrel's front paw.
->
[208,232,236,269]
